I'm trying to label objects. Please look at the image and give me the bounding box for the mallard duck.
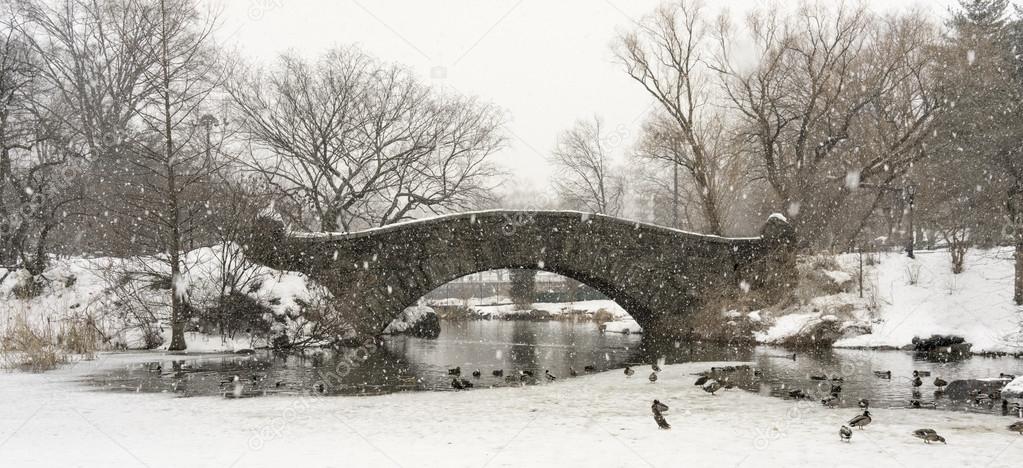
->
[912,376,923,388]
[648,372,658,383]
[492,369,504,377]
[822,394,840,407]
[933,377,947,388]
[912,429,946,444]
[858,399,869,409]
[1008,421,1023,434]
[545,369,557,382]
[839,425,852,442]
[651,400,669,413]
[471,369,481,378]
[652,362,661,372]
[849,410,872,429]
[702,379,722,395]
[624,366,635,378]
[451,378,464,390]
[448,367,461,376]
[460,378,473,388]
[694,375,709,386]
[652,409,671,429]
[788,389,808,400]
[873,370,891,379]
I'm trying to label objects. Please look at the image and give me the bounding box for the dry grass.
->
[0,313,100,372]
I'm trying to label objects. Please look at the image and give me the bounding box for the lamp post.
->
[905,182,917,259]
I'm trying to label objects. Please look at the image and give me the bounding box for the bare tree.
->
[227,47,505,232]
[549,116,624,215]
[615,0,730,234]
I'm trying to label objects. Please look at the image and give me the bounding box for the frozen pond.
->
[82,320,1023,415]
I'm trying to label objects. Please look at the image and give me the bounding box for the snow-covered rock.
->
[384,305,441,338]
[1003,375,1023,399]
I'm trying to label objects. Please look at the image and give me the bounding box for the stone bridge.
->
[243,210,796,339]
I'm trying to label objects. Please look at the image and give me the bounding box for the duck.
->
[822,394,840,407]
[652,408,671,429]
[569,367,578,377]
[1008,421,1023,435]
[839,425,852,442]
[545,370,557,382]
[873,370,892,379]
[829,384,842,394]
[492,369,504,377]
[788,389,808,400]
[624,366,635,378]
[451,378,465,390]
[848,410,872,429]
[649,372,658,383]
[504,375,519,384]
[448,367,461,376]
[652,362,661,372]
[912,429,946,444]
[912,376,923,388]
[471,369,481,378]
[521,370,534,377]
[315,383,325,394]
[702,379,722,395]
[583,365,596,372]
[460,378,474,388]
[933,377,947,388]
[694,375,709,386]
[858,399,869,409]
[651,400,669,413]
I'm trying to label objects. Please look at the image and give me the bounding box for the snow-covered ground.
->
[757,248,1023,353]
[0,353,1020,467]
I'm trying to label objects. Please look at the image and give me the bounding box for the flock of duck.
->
[446,366,562,389]
[204,358,1023,442]
[652,365,1023,444]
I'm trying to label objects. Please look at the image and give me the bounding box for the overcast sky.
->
[209,0,957,198]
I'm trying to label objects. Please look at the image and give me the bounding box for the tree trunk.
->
[1015,240,1023,305]
[161,0,186,351]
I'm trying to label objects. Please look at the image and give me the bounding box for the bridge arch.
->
[244,210,795,339]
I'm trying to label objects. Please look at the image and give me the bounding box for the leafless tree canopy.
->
[227,47,506,232]
[549,116,624,216]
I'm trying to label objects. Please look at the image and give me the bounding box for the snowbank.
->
[0,354,1019,467]
[472,299,630,320]
[757,248,1023,353]
[602,318,643,334]
[0,243,321,351]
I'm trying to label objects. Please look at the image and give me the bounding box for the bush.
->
[0,317,68,372]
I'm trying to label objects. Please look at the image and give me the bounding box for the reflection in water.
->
[82,320,1023,415]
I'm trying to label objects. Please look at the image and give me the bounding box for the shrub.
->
[0,316,68,372]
